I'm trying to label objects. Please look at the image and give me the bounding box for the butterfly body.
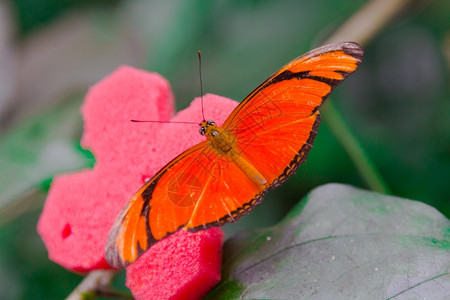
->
[105,42,364,268]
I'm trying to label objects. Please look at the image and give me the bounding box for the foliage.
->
[207,184,450,299]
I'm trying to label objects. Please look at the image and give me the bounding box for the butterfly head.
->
[199,120,219,137]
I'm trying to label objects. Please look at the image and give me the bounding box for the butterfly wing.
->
[105,141,267,268]
[222,41,363,189]
[105,142,206,268]
[105,42,363,268]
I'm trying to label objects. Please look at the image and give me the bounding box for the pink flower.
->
[37,66,238,299]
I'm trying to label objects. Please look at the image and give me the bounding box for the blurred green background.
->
[0,0,448,298]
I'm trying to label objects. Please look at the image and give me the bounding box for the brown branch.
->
[66,270,132,300]
[325,0,413,45]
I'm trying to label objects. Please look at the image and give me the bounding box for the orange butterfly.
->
[105,42,363,268]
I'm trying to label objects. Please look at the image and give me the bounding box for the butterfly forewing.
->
[222,42,362,188]
[223,42,363,129]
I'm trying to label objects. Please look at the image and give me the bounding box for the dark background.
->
[0,0,448,298]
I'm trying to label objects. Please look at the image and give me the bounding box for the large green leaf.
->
[208,184,450,299]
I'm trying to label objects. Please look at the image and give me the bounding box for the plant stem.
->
[322,103,390,194]
[66,270,132,300]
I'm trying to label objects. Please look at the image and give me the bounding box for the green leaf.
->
[208,184,450,299]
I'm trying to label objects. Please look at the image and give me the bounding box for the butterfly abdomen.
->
[232,154,267,186]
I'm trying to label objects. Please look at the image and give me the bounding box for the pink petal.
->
[81,66,174,168]
[38,66,176,270]
[126,228,224,300]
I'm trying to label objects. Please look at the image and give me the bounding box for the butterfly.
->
[105,42,363,268]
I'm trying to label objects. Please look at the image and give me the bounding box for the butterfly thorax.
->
[199,120,235,154]
[199,119,267,186]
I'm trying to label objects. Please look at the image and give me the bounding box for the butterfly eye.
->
[199,127,206,135]
[207,120,215,126]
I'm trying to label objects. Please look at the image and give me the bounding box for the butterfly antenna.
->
[131,120,198,125]
[198,50,206,121]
